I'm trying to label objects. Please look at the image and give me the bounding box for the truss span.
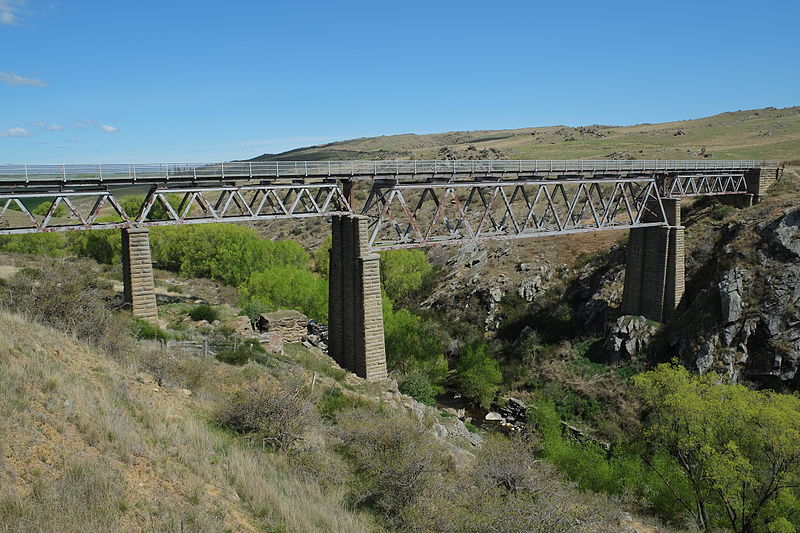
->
[0,183,351,235]
[362,177,666,249]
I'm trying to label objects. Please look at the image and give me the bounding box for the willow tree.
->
[634,364,800,532]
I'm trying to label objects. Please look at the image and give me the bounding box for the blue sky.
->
[1,0,798,163]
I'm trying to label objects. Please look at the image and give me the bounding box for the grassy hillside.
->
[0,310,375,533]
[253,106,800,162]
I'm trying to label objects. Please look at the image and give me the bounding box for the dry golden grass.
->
[0,310,376,533]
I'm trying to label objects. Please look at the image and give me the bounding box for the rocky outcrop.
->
[764,208,800,258]
[517,264,554,302]
[604,315,658,362]
[673,202,800,386]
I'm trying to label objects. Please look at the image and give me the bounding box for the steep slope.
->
[252,106,800,162]
[0,311,375,533]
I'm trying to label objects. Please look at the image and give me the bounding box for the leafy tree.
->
[66,222,121,264]
[32,200,67,218]
[313,235,332,278]
[455,342,502,409]
[150,224,309,286]
[634,363,800,532]
[238,265,328,321]
[383,297,448,401]
[380,249,433,301]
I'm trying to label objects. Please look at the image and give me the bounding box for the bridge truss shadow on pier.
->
[0,160,781,380]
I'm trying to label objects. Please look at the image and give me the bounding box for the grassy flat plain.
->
[254,106,800,162]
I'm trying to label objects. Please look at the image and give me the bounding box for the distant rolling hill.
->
[251,106,800,163]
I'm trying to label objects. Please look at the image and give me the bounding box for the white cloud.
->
[0,127,31,137]
[0,71,46,87]
[31,121,44,127]
[47,124,63,131]
[0,0,26,26]
[100,124,118,134]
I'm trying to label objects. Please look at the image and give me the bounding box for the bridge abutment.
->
[121,227,158,324]
[747,165,780,201]
[328,215,387,381]
[621,199,685,322]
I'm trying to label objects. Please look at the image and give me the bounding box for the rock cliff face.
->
[673,205,800,386]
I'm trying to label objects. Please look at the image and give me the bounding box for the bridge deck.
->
[0,159,774,188]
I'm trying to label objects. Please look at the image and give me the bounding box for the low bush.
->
[0,259,133,359]
[710,204,736,221]
[131,318,169,341]
[398,370,440,405]
[335,408,450,526]
[215,338,265,366]
[215,382,316,451]
[318,386,370,420]
[188,304,219,322]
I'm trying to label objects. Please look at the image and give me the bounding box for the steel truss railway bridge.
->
[0,160,781,380]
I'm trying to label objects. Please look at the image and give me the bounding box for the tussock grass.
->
[0,311,375,532]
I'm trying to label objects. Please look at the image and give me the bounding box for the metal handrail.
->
[0,159,773,184]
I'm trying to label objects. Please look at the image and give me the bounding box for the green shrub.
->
[380,249,433,301]
[215,338,265,366]
[0,233,66,256]
[132,318,169,340]
[711,204,735,221]
[454,342,502,409]
[32,201,67,218]
[239,266,328,321]
[239,300,270,324]
[188,304,219,322]
[318,386,370,420]
[398,370,440,405]
[215,348,250,366]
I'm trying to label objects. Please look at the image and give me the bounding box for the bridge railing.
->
[0,159,771,185]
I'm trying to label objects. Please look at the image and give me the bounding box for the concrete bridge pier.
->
[621,199,685,322]
[121,227,158,324]
[328,215,388,381]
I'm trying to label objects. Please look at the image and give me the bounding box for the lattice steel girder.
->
[660,173,748,197]
[362,177,668,249]
[0,183,352,235]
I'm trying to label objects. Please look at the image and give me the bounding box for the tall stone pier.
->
[328,215,388,381]
[121,227,158,324]
[621,198,685,322]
